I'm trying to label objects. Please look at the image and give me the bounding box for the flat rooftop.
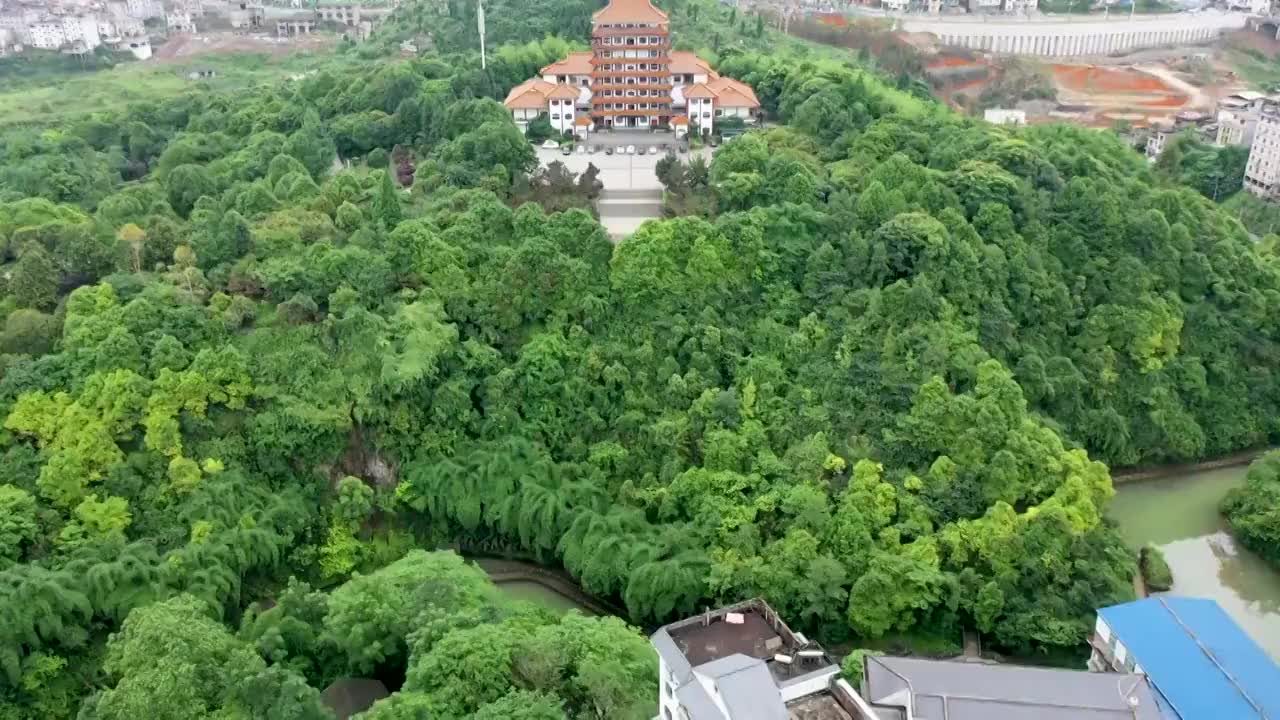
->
[1100,597,1280,720]
[864,657,1162,720]
[669,608,785,666]
[787,692,853,720]
[654,599,836,690]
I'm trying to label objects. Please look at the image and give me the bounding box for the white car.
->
[625,144,636,155]
[541,139,559,149]
[649,146,659,155]
[577,144,587,154]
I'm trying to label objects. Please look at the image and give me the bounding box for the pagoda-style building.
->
[503,0,759,136]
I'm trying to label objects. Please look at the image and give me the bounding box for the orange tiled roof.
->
[681,77,760,108]
[669,50,713,76]
[706,76,760,108]
[541,51,593,76]
[574,115,593,126]
[548,84,580,100]
[683,82,716,99]
[670,115,688,124]
[504,79,580,109]
[593,0,667,24]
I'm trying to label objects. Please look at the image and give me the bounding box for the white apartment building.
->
[125,0,160,19]
[61,14,100,48]
[1244,103,1280,200]
[26,20,64,48]
[166,10,196,32]
[1145,121,1174,161]
[1215,91,1268,147]
[650,599,861,720]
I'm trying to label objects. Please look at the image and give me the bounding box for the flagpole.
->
[478,0,487,70]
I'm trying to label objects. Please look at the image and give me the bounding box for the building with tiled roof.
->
[503,0,759,137]
[504,79,585,134]
[540,51,594,78]
[592,0,667,25]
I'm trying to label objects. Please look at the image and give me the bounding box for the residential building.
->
[504,79,582,135]
[1227,0,1271,14]
[63,14,99,47]
[650,599,870,720]
[1089,597,1280,719]
[503,0,759,136]
[166,10,196,32]
[229,0,263,28]
[862,656,1161,720]
[1216,91,1268,147]
[26,20,63,48]
[1245,101,1280,199]
[125,0,159,19]
[1146,120,1174,161]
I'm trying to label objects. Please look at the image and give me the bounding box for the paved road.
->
[534,144,714,240]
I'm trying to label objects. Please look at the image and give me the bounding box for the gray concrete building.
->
[651,599,869,720]
[861,656,1162,720]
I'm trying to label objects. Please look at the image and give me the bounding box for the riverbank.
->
[1111,446,1272,483]
[466,555,631,619]
[1109,463,1280,659]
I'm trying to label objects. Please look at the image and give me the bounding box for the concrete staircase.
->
[596,188,664,241]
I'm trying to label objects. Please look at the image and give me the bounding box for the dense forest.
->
[3,0,1280,716]
[1222,452,1280,567]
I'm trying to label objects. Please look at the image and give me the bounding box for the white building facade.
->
[904,11,1247,57]
[1245,103,1280,200]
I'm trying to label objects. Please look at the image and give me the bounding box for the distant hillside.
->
[375,0,601,52]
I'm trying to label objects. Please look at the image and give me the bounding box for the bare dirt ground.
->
[152,31,335,62]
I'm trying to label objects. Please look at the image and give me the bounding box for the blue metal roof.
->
[1099,597,1280,720]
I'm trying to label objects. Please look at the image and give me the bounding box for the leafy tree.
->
[9,243,60,310]
[373,170,403,229]
[0,485,39,565]
[1222,452,1280,566]
[0,308,59,356]
[81,595,327,720]
[324,550,497,674]
[165,164,215,218]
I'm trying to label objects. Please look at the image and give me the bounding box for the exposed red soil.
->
[928,55,981,69]
[1141,96,1188,108]
[1051,64,1172,93]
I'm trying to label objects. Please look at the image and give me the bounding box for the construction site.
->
[796,9,1280,130]
[920,28,1280,130]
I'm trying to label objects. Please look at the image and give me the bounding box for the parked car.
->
[560,145,572,155]
[540,139,558,149]
[648,146,659,155]
[677,144,688,154]
[637,146,647,156]
[625,145,636,154]
[577,144,587,154]
[605,146,614,155]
